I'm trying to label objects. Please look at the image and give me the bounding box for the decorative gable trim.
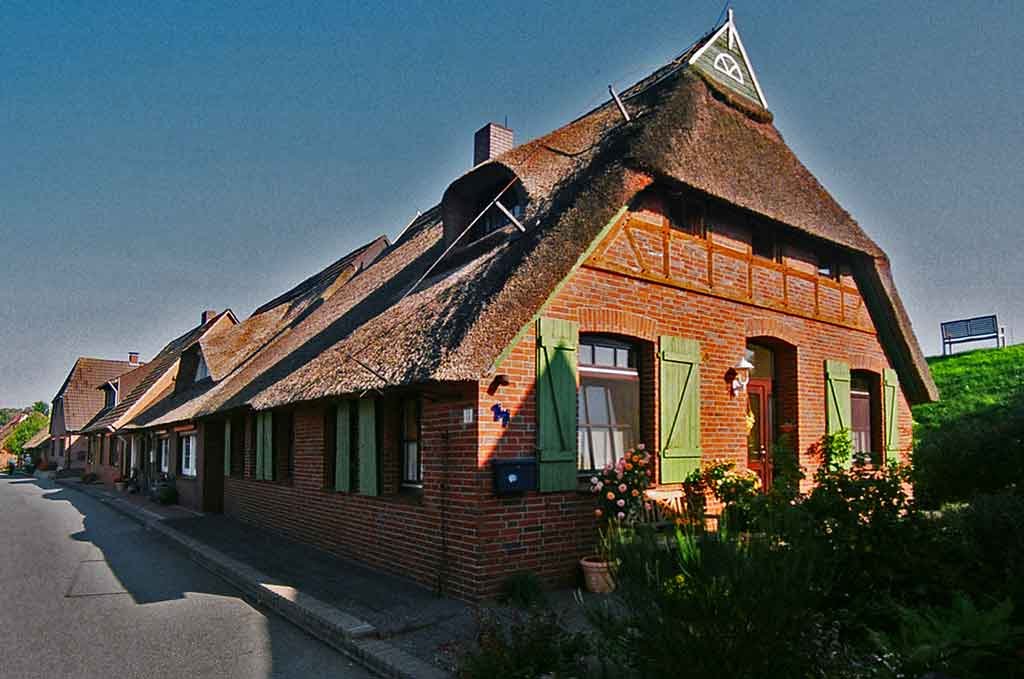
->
[687,9,768,109]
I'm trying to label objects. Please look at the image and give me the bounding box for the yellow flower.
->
[606,491,615,501]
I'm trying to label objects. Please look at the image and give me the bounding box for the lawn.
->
[913,344,1024,506]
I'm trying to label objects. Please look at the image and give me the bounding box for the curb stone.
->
[56,480,451,679]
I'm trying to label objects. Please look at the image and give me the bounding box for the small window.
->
[195,354,210,381]
[851,372,882,464]
[714,52,745,84]
[159,438,170,473]
[273,410,294,481]
[668,197,706,237]
[401,399,422,487]
[817,254,839,280]
[470,199,525,241]
[751,226,777,261]
[578,337,640,471]
[179,433,197,477]
[104,385,117,410]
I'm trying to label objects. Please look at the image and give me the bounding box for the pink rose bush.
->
[590,445,653,524]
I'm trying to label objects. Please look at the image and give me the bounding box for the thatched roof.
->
[82,310,236,433]
[129,20,936,424]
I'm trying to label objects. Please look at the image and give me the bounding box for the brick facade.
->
[211,194,915,601]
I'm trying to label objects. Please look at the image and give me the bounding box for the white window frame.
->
[159,438,169,474]
[180,433,197,478]
[195,354,210,381]
[577,337,641,472]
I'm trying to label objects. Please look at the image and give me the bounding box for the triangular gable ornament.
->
[688,9,768,109]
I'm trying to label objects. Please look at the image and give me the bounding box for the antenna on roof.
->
[394,210,423,244]
[608,85,631,123]
[714,1,730,26]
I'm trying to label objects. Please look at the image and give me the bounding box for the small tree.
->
[32,401,49,416]
[3,413,48,457]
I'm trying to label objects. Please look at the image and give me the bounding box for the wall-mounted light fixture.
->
[488,374,511,395]
[729,356,754,397]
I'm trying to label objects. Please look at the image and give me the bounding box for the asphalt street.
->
[0,475,375,679]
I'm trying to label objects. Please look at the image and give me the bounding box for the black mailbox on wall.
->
[492,457,538,495]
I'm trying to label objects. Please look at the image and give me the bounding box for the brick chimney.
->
[128,352,140,365]
[201,309,218,325]
[473,123,513,166]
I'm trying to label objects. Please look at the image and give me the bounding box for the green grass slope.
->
[912,344,1024,507]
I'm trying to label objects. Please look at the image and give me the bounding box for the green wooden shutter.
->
[358,399,379,496]
[255,411,274,480]
[335,401,352,491]
[883,368,901,463]
[254,414,264,480]
[536,317,579,492]
[825,360,853,468]
[659,336,702,483]
[223,419,232,477]
[263,412,274,480]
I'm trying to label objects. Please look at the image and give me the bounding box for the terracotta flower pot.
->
[580,556,614,593]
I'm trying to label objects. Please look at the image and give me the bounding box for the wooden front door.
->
[746,378,773,490]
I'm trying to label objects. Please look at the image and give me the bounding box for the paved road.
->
[0,476,375,679]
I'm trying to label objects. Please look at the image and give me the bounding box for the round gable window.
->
[713,53,745,84]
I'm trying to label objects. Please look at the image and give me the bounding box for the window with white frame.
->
[577,337,640,471]
[195,353,210,381]
[179,433,197,477]
[400,398,422,487]
[159,437,169,473]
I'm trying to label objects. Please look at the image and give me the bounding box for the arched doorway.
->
[744,337,798,490]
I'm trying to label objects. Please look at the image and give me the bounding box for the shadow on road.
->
[38,484,237,605]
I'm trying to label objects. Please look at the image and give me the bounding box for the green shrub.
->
[23,463,35,475]
[497,571,547,610]
[156,486,177,505]
[589,525,881,678]
[871,592,1024,679]
[458,609,589,679]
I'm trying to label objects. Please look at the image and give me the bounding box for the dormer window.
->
[195,354,210,382]
[441,163,528,248]
[103,383,117,410]
[470,198,525,242]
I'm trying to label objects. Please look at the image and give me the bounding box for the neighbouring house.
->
[122,236,389,511]
[81,309,238,488]
[21,428,52,465]
[0,413,32,467]
[49,355,142,471]
[117,12,936,600]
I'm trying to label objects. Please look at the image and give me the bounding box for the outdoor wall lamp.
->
[487,374,511,395]
[729,357,754,397]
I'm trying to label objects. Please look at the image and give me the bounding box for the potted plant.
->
[584,444,654,593]
[113,474,126,493]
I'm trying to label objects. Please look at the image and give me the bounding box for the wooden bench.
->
[641,489,719,531]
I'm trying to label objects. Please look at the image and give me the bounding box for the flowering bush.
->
[678,460,761,530]
[590,445,654,524]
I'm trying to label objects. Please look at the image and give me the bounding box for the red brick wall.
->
[222,389,486,600]
[219,197,917,601]
[471,205,915,595]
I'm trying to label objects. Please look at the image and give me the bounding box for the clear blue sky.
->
[2,1,1021,406]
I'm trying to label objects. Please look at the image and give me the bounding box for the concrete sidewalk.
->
[58,479,459,678]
